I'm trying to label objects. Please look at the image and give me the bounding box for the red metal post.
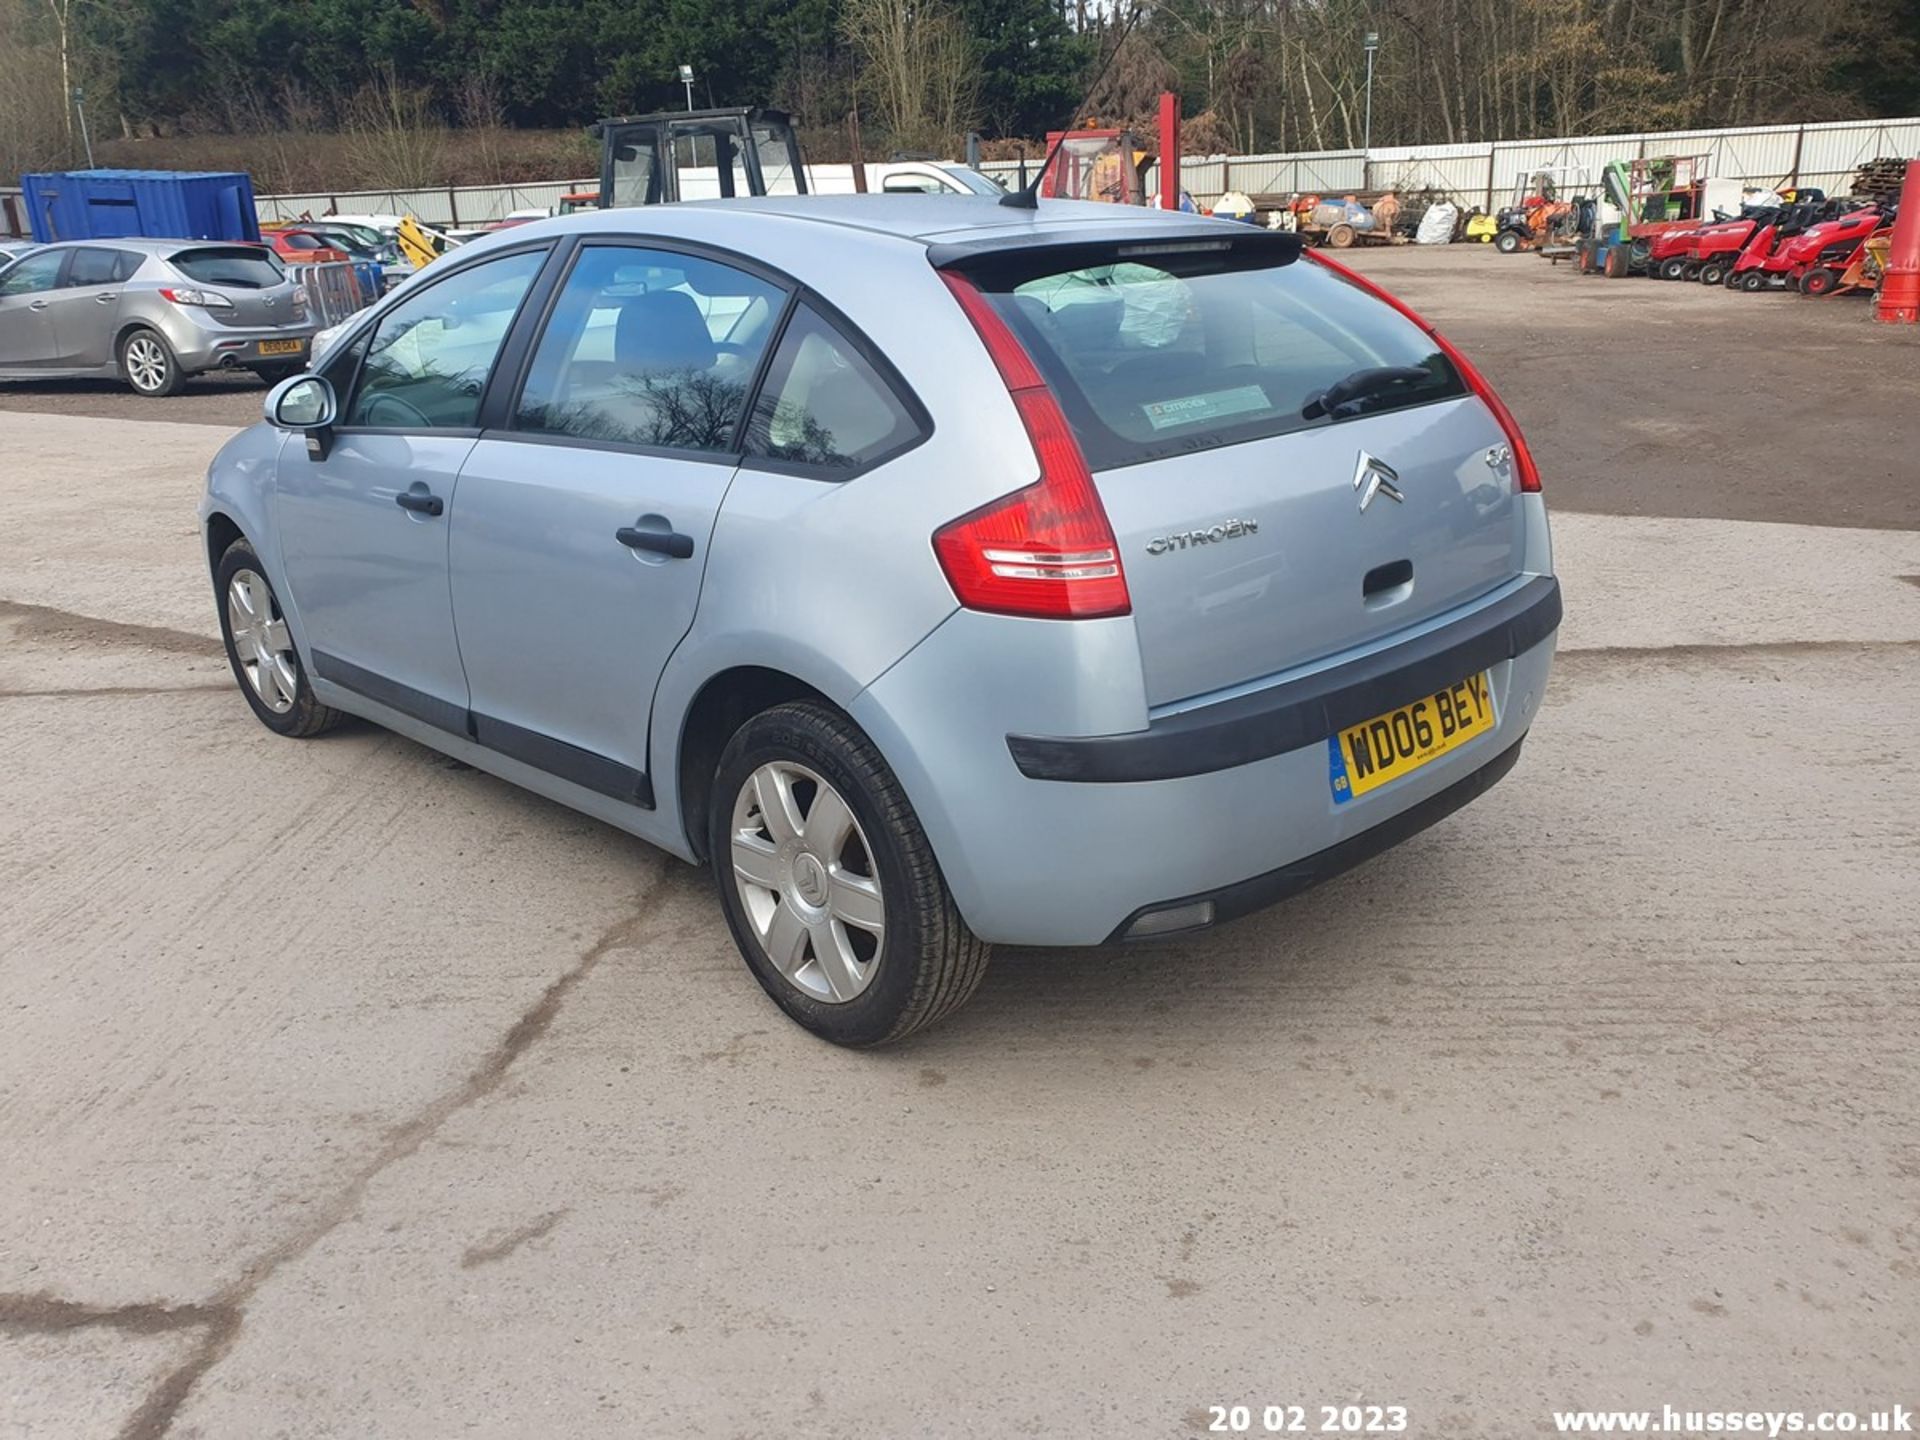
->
[1875,158,1920,324]
[1159,90,1180,211]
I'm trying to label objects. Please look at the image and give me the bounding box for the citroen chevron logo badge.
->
[1353,451,1404,512]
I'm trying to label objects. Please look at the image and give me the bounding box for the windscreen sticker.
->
[1141,385,1270,431]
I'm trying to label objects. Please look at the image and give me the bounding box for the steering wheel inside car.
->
[361,392,431,428]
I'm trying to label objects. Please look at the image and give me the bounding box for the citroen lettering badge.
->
[1353,451,1404,512]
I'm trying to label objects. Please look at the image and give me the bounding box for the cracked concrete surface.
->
[3,246,1919,1438]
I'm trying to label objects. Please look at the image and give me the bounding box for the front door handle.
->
[395,489,444,517]
[28,299,48,311]
[616,526,695,559]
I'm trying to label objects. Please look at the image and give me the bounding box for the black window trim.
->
[329,238,563,438]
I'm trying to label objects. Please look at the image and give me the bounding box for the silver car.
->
[199,197,1559,1045]
[0,238,316,396]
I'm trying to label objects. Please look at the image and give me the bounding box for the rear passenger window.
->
[346,248,545,430]
[743,303,922,472]
[66,248,132,287]
[513,245,784,454]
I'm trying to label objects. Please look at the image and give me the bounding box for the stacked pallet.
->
[1852,157,1910,203]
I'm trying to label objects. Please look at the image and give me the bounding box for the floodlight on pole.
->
[1363,31,1379,154]
[73,86,95,168]
[678,65,696,112]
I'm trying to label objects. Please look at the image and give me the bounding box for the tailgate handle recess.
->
[1363,559,1414,599]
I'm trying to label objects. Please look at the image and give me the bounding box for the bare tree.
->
[840,0,980,154]
[345,65,446,188]
[453,70,510,186]
[0,0,76,172]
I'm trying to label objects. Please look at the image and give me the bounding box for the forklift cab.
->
[593,107,809,208]
[1038,129,1148,205]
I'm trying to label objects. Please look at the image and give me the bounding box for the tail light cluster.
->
[158,286,234,311]
[933,272,1131,620]
[1306,252,1543,494]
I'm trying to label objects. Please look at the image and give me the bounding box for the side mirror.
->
[265,375,338,459]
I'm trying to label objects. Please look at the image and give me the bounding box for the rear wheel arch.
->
[676,666,837,860]
[113,317,162,360]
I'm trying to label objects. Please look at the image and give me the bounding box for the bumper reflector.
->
[1123,900,1215,940]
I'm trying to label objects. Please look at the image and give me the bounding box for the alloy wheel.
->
[729,761,885,1003]
[125,335,169,392]
[226,569,298,714]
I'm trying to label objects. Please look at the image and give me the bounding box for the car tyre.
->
[214,537,344,738]
[254,362,303,385]
[709,701,990,1047]
[120,326,184,397]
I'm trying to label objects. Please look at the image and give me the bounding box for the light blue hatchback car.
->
[201,196,1559,1045]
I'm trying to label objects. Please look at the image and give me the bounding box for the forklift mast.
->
[592,107,809,208]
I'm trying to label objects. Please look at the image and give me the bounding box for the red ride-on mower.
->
[1687,213,1773,286]
[1797,204,1899,297]
[1728,198,1846,290]
[1756,205,1884,293]
[1647,223,1710,280]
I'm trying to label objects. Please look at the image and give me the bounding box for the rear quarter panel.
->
[646,213,1057,836]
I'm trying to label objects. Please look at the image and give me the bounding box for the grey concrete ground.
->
[2,244,1918,1439]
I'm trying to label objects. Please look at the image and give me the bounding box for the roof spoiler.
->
[926,223,1303,272]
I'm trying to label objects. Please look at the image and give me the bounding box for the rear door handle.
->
[94,292,119,304]
[395,489,444,517]
[616,526,694,559]
[28,299,47,311]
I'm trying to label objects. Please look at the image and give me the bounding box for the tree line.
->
[3,0,1916,192]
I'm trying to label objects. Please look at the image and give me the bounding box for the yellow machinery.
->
[395,216,442,270]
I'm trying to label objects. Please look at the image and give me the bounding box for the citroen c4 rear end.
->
[847,212,1559,952]
[202,197,1555,1047]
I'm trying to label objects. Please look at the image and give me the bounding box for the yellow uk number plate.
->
[257,338,304,356]
[1328,671,1495,804]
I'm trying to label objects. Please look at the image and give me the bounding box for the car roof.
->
[36,237,271,255]
[504,194,1244,251]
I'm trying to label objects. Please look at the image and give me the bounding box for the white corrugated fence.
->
[252,116,1919,226]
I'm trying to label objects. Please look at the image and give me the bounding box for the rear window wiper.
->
[1302,365,1433,420]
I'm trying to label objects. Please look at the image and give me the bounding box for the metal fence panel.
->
[255,117,1916,225]
[1290,151,1367,195]
[1221,154,1290,196]
[1798,119,1920,188]
[1178,157,1228,199]
[1367,151,1489,202]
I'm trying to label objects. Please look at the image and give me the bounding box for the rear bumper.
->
[851,579,1559,947]
[164,314,316,373]
[1008,576,1560,783]
[1107,732,1525,942]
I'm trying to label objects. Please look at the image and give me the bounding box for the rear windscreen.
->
[169,247,285,289]
[975,247,1465,470]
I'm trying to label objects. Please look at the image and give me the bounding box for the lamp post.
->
[1362,31,1378,154]
[678,64,696,112]
[73,86,96,168]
